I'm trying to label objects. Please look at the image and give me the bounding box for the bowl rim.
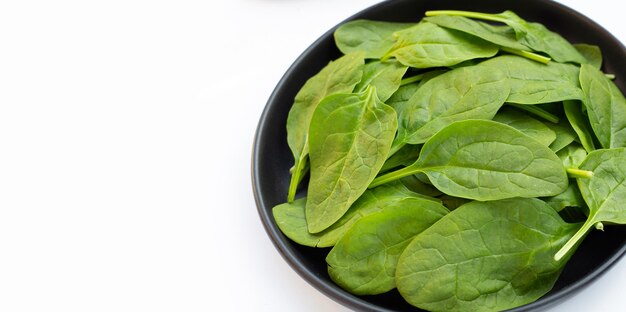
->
[251,0,626,311]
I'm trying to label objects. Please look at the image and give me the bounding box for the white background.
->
[0,0,624,311]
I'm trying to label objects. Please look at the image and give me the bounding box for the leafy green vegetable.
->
[547,118,578,152]
[424,14,529,51]
[579,64,626,148]
[399,175,442,197]
[392,65,509,149]
[438,194,471,210]
[334,20,414,59]
[557,143,587,168]
[371,120,568,200]
[478,55,582,104]
[272,183,438,248]
[493,106,556,146]
[286,53,365,202]
[306,86,397,233]
[574,43,603,69]
[327,199,448,295]
[563,100,597,153]
[354,60,408,101]
[383,22,498,68]
[396,198,580,312]
[543,182,586,212]
[426,10,587,64]
[380,144,421,173]
[555,148,626,261]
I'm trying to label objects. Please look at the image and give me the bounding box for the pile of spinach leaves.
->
[272,9,626,311]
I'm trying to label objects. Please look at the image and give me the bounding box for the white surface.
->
[0,0,624,311]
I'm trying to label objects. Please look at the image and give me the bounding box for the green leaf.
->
[478,55,582,104]
[555,148,626,260]
[272,183,438,248]
[334,20,414,59]
[306,86,397,233]
[426,10,587,64]
[563,100,597,153]
[394,64,509,146]
[326,199,448,295]
[354,60,408,101]
[372,120,568,200]
[380,144,421,173]
[574,43,603,69]
[557,143,587,168]
[543,182,586,212]
[579,64,626,148]
[493,106,556,146]
[285,53,365,202]
[438,194,471,211]
[399,175,442,197]
[547,118,578,152]
[396,198,580,312]
[384,22,498,68]
[424,15,529,51]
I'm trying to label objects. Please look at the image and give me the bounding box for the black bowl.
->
[252,0,626,311]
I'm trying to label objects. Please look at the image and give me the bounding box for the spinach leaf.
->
[396,198,580,312]
[543,182,586,212]
[399,175,442,197]
[426,10,588,64]
[478,55,582,104]
[563,100,597,153]
[557,143,587,168]
[286,52,365,202]
[493,106,556,146]
[327,199,448,295]
[306,86,397,233]
[272,183,438,248]
[334,20,414,59]
[555,148,626,260]
[547,118,578,152]
[393,65,510,148]
[380,144,421,173]
[355,60,408,101]
[574,43,603,69]
[384,22,498,68]
[424,15,528,51]
[579,64,626,148]
[372,120,568,200]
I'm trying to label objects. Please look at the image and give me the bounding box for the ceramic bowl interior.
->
[252,0,626,311]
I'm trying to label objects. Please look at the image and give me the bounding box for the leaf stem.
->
[507,103,560,123]
[566,168,594,179]
[554,217,595,261]
[605,73,616,80]
[369,163,420,188]
[400,73,425,86]
[500,47,551,64]
[287,157,309,202]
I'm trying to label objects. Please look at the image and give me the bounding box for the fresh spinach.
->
[555,148,626,261]
[426,10,587,64]
[575,43,603,69]
[354,60,408,101]
[478,55,582,104]
[547,118,578,152]
[493,106,556,146]
[564,100,597,153]
[286,52,365,202]
[383,21,498,68]
[272,183,438,248]
[371,120,568,200]
[327,199,448,295]
[579,64,626,148]
[396,198,580,312]
[306,86,397,233]
[334,20,414,59]
[392,65,509,150]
